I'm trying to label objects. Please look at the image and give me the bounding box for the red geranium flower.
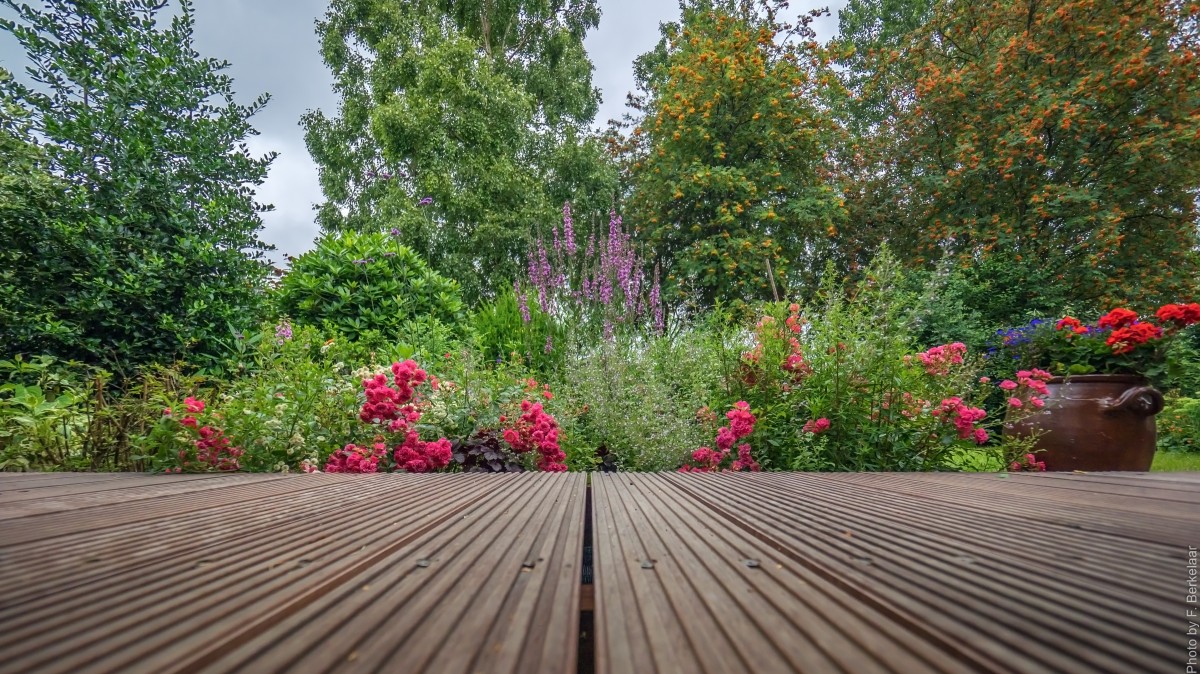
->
[1156,303,1200,327]
[1106,322,1162,355]
[1097,308,1138,330]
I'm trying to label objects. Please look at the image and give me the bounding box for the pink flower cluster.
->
[1010,452,1047,472]
[802,417,830,434]
[329,360,454,473]
[932,397,989,444]
[502,400,567,471]
[165,396,242,472]
[392,432,453,473]
[682,401,759,472]
[325,442,387,473]
[743,304,810,383]
[360,360,426,424]
[916,342,967,376]
[999,369,1052,409]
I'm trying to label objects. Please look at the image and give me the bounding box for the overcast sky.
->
[0,0,846,263]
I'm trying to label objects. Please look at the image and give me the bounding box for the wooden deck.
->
[1,471,1197,673]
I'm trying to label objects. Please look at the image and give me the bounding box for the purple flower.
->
[389,228,401,237]
[275,320,293,343]
[562,202,576,255]
[544,334,554,353]
[514,280,531,324]
[418,196,433,207]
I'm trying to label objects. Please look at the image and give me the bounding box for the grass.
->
[1151,451,1200,472]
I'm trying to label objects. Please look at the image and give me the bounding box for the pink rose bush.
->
[160,396,244,472]
[732,289,1061,471]
[329,360,454,473]
[681,401,760,472]
[501,399,567,472]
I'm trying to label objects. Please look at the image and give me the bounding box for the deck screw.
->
[744,559,761,568]
[416,559,431,568]
[522,560,536,569]
[640,560,655,569]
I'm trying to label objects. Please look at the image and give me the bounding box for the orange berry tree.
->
[620,0,844,309]
[837,0,1200,323]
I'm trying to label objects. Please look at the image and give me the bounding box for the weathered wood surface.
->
[593,472,1200,674]
[1,470,1196,673]
[0,473,585,673]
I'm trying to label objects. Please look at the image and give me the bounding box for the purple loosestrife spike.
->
[544,334,554,353]
[585,233,595,260]
[552,223,561,254]
[562,202,576,255]
[514,280,531,324]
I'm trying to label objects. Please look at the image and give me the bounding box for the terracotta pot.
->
[1005,374,1164,471]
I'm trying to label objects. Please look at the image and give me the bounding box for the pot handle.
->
[1100,386,1165,417]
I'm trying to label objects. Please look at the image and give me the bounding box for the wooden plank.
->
[0,472,288,520]
[827,472,1200,547]
[0,472,228,504]
[589,472,1196,674]
[0,473,585,674]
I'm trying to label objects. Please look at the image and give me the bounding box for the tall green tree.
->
[836,0,1200,324]
[825,0,933,278]
[305,0,616,302]
[0,0,275,367]
[622,0,843,308]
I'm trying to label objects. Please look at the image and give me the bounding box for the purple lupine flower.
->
[514,280,531,324]
[418,196,433,207]
[562,202,576,255]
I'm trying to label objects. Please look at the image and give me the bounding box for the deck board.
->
[0,473,585,674]
[594,472,1199,674]
[1,470,1194,673]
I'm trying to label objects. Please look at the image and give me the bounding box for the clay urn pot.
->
[1005,374,1164,471]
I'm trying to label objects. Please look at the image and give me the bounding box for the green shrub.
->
[275,230,466,343]
[470,288,567,376]
[1159,396,1200,453]
[553,330,724,471]
[202,325,371,472]
[720,253,1038,472]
